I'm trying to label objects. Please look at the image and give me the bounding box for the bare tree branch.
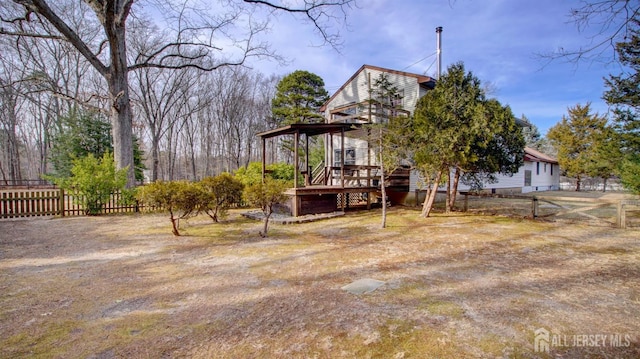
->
[541,0,640,65]
[243,0,356,49]
[12,0,109,75]
[0,28,65,39]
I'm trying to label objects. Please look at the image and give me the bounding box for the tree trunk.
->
[449,167,461,210]
[576,176,581,191]
[151,131,160,182]
[104,10,135,187]
[261,208,272,237]
[445,170,451,213]
[169,209,180,236]
[421,169,443,218]
[379,131,387,229]
[602,177,608,192]
[380,164,387,229]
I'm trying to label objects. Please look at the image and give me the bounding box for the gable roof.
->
[524,147,558,164]
[320,64,435,111]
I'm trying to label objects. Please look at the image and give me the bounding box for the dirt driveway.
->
[1,207,639,358]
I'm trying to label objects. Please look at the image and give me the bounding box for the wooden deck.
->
[257,123,410,217]
[284,185,379,217]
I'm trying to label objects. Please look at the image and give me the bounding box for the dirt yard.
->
[1,202,639,358]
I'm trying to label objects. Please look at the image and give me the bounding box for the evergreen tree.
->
[271,70,329,169]
[603,18,640,193]
[365,73,409,228]
[50,110,112,179]
[547,103,612,191]
[462,100,525,193]
[49,110,145,182]
[410,62,489,217]
[271,70,329,125]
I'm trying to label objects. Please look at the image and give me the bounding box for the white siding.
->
[323,67,423,121]
[524,161,560,192]
[409,161,559,194]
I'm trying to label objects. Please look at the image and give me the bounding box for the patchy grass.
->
[1,205,639,358]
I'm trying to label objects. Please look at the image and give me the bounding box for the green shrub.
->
[244,177,289,237]
[136,180,204,236]
[235,162,295,187]
[47,153,127,215]
[200,173,244,222]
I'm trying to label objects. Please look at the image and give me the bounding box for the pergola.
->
[257,123,379,216]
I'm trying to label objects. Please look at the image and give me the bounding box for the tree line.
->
[0,0,353,186]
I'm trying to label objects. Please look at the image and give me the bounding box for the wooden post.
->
[294,131,299,188]
[531,196,539,218]
[464,193,468,212]
[617,201,626,229]
[261,137,266,182]
[340,127,345,188]
[305,133,309,186]
[59,188,65,217]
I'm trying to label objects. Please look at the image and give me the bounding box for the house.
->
[521,146,560,193]
[409,147,560,196]
[320,64,560,199]
[320,65,434,181]
[258,64,559,216]
[321,64,435,123]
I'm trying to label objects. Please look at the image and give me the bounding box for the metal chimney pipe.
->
[436,26,443,80]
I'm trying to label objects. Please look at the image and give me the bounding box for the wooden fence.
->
[0,189,149,219]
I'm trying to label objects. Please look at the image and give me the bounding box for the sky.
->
[246,0,626,136]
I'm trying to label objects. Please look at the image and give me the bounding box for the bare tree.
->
[130,64,193,181]
[544,0,639,64]
[2,0,354,187]
[0,76,24,185]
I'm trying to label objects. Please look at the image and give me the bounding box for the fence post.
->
[58,188,65,217]
[531,196,539,218]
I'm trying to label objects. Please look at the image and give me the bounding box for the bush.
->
[47,153,127,215]
[244,177,289,237]
[235,162,295,187]
[200,173,244,222]
[136,180,204,236]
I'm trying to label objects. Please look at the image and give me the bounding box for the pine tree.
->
[603,18,640,193]
[411,62,489,217]
[547,104,612,191]
[49,110,145,182]
[365,73,409,228]
[271,70,329,126]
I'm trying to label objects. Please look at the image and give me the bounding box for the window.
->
[551,164,554,176]
[525,170,532,186]
[544,163,547,173]
[334,148,356,166]
[536,162,540,175]
[391,89,405,108]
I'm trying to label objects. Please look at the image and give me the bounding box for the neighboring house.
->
[409,147,560,195]
[321,64,559,198]
[521,146,560,193]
